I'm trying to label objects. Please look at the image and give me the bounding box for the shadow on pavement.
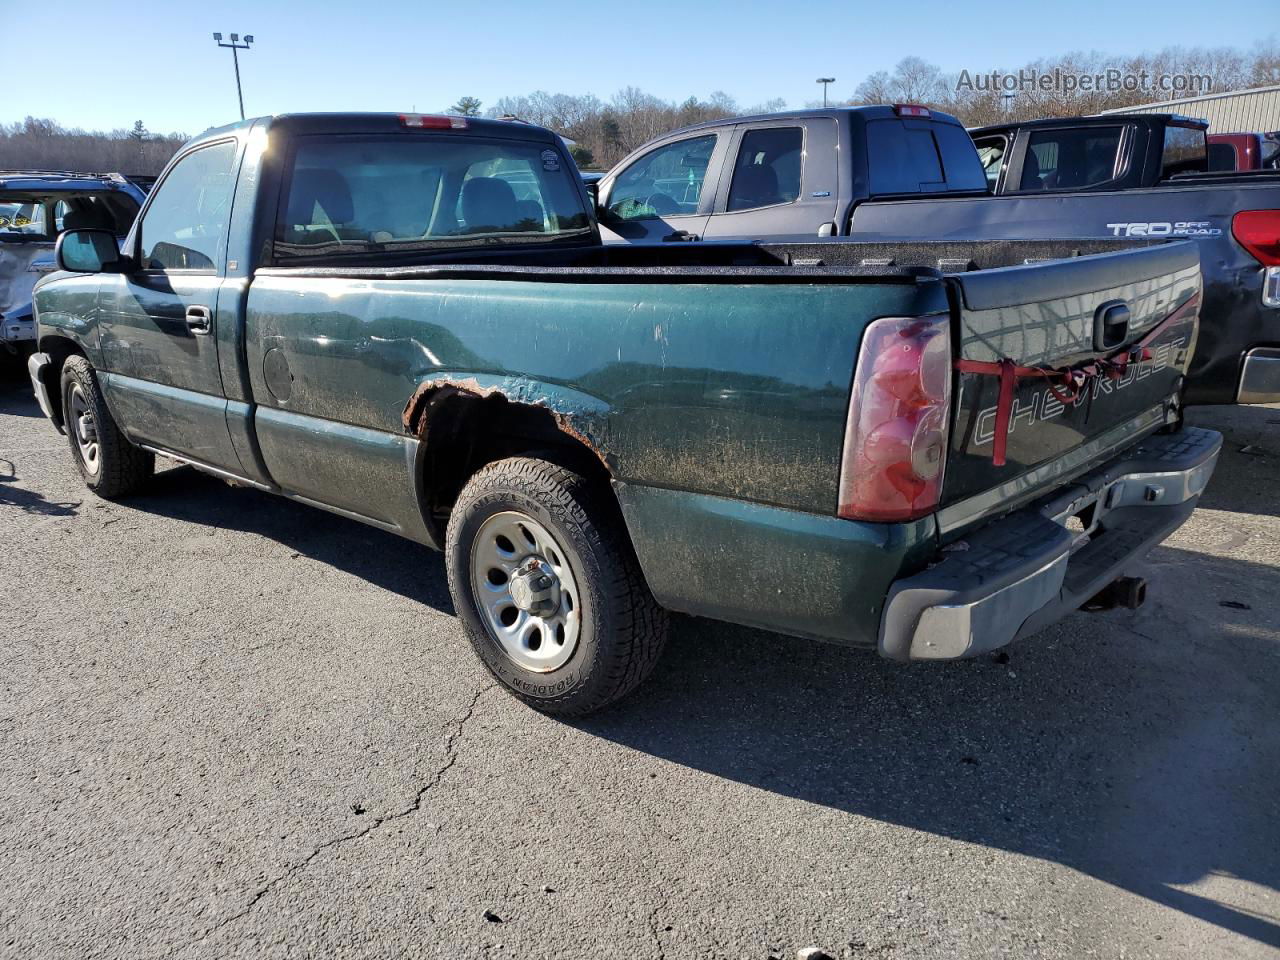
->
[579,555,1280,946]
[1187,403,1280,519]
[134,464,455,616]
[0,458,80,516]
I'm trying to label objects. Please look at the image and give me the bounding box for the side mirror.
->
[55,229,123,273]
[585,181,599,207]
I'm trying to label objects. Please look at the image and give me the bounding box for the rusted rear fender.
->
[402,372,615,470]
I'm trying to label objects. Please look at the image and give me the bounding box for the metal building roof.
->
[1100,84,1280,133]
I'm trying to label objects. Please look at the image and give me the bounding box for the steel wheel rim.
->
[470,510,581,673]
[68,384,100,476]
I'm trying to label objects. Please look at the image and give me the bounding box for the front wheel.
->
[60,355,153,498]
[445,456,668,716]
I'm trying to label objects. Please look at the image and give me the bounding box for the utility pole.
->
[816,77,836,108]
[213,32,255,120]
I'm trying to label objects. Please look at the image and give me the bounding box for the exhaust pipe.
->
[1083,576,1147,612]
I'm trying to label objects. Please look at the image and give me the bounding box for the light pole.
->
[213,32,254,120]
[816,77,836,108]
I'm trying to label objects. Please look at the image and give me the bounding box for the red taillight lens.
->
[894,104,932,118]
[1232,210,1280,265]
[838,314,952,522]
[399,114,468,130]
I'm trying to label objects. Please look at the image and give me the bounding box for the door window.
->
[726,127,802,211]
[139,140,238,272]
[606,135,716,221]
[1161,125,1207,178]
[1021,127,1123,191]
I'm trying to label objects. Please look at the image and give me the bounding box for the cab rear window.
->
[274,135,593,262]
[866,120,988,196]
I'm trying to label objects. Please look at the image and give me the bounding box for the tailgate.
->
[941,241,1201,526]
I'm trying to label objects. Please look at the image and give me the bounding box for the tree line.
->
[0,118,190,175]
[460,43,1280,167]
[846,43,1280,130]
[5,42,1277,175]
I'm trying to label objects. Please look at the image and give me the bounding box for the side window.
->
[1021,127,1123,191]
[1162,125,1207,178]
[973,136,1007,189]
[606,135,715,221]
[140,141,238,272]
[727,127,803,212]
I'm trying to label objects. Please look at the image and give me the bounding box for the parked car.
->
[29,112,1218,714]
[0,171,145,356]
[593,107,1280,406]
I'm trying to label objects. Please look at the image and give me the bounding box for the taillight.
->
[838,314,952,522]
[1233,210,1280,265]
[399,114,468,130]
[1233,210,1280,307]
[894,104,932,118]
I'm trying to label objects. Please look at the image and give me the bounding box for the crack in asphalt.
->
[188,683,491,946]
[647,902,666,960]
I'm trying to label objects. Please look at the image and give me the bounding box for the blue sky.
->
[10,0,1276,135]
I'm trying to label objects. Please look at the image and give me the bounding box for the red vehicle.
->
[1207,133,1266,171]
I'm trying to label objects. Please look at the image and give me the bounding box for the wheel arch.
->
[34,333,87,431]
[403,374,619,543]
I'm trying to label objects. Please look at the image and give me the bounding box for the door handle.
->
[1093,300,1130,351]
[186,305,212,335]
[662,230,700,242]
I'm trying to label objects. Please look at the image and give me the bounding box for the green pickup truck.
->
[28,113,1221,714]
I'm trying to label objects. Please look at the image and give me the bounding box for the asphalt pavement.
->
[2,362,1277,960]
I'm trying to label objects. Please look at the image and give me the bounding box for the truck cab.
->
[970,113,1210,194]
[595,105,987,244]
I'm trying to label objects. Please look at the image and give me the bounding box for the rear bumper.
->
[1237,347,1280,404]
[878,426,1222,661]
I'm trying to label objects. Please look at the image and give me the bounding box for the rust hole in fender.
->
[403,378,614,527]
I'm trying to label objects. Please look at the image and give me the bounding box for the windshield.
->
[275,135,593,262]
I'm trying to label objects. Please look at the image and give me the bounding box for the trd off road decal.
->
[1105,221,1222,237]
[972,337,1187,448]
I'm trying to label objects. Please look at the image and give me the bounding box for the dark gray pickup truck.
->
[597,105,1280,406]
[29,112,1219,714]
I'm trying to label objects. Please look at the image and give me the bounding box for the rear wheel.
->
[445,456,667,715]
[60,355,153,498]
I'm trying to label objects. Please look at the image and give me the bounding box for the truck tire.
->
[445,456,667,716]
[60,355,153,498]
